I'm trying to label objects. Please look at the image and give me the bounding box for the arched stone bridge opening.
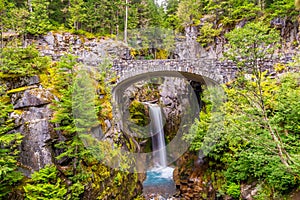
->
[112,59,235,86]
[111,59,227,114]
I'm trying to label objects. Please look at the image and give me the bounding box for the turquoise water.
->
[143,167,176,197]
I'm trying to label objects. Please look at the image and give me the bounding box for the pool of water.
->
[143,167,176,198]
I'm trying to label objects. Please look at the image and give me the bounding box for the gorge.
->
[1,1,300,198]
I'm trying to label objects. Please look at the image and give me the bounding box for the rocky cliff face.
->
[2,76,58,176]
[28,32,131,64]
[174,16,299,60]
[23,17,299,64]
[173,153,218,200]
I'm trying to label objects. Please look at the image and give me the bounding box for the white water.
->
[149,104,167,167]
[143,104,175,198]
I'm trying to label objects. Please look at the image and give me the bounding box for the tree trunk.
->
[28,0,33,12]
[124,0,128,43]
[264,117,290,168]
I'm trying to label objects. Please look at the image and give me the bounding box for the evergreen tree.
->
[24,165,67,200]
[68,0,86,31]
[26,0,52,35]
[163,0,180,30]
[0,86,23,198]
[0,45,50,78]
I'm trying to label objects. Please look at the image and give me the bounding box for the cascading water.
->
[149,104,167,167]
[143,104,176,199]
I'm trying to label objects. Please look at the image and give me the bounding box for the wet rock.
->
[27,32,132,64]
[241,183,258,200]
[16,106,55,176]
[12,88,54,109]
[291,190,300,200]
[173,152,218,199]
[160,97,172,106]
[79,51,102,66]
[56,33,63,42]
[159,77,194,138]
[90,125,104,140]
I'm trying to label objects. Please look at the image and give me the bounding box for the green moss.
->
[274,63,286,73]
[129,100,149,127]
[13,109,24,115]
[7,86,36,94]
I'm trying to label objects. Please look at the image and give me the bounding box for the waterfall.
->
[143,104,176,197]
[149,104,167,167]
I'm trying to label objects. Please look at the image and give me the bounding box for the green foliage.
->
[127,27,175,59]
[0,45,50,78]
[1,0,300,38]
[185,20,300,199]
[1,3,29,36]
[48,0,69,27]
[24,165,67,200]
[46,54,139,199]
[228,3,261,21]
[226,182,240,199]
[129,100,149,126]
[162,0,180,30]
[186,72,300,198]
[177,0,204,26]
[222,21,299,196]
[197,22,221,47]
[26,0,53,35]
[267,0,298,18]
[225,21,280,70]
[68,0,86,31]
[183,91,212,151]
[0,86,23,198]
[72,70,99,133]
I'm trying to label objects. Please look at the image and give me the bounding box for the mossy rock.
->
[129,100,149,127]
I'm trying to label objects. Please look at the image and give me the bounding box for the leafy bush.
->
[185,71,300,198]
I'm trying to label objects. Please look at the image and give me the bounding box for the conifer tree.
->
[26,0,52,35]
[0,86,23,198]
[24,165,67,199]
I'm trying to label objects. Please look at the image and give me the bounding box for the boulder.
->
[2,75,39,90]
[43,32,55,46]
[12,88,54,109]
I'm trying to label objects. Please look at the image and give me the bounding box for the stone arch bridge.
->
[112,58,284,87]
